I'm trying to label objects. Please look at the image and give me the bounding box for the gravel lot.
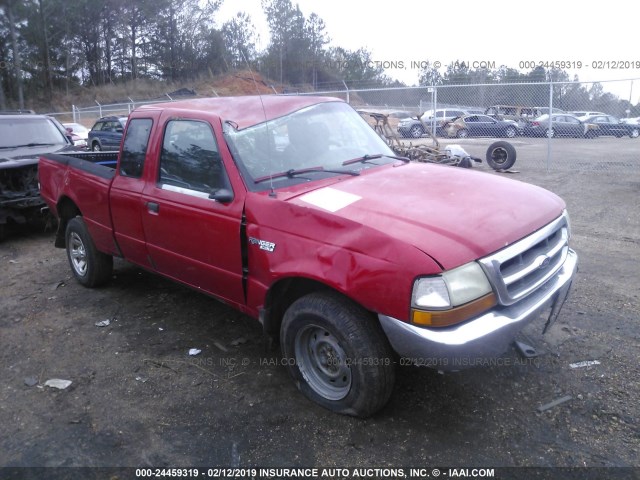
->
[0,152,638,475]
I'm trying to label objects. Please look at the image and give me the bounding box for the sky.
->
[217,0,640,102]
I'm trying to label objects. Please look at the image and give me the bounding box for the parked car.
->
[570,111,606,120]
[582,115,640,138]
[63,122,89,148]
[0,111,77,239]
[535,107,566,115]
[621,116,640,125]
[522,114,599,138]
[88,116,128,151]
[397,108,470,138]
[443,114,519,138]
[484,105,542,127]
[38,95,577,417]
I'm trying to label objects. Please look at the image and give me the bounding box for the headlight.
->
[411,262,496,327]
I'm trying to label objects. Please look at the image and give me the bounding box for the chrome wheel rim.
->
[69,232,88,276]
[294,325,351,401]
[489,147,508,166]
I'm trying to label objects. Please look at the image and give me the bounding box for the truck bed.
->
[39,151,119,254]
[43,150,118,175]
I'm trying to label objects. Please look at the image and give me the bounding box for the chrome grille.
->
[478,212,570,306]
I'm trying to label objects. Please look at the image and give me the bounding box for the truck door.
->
[140,118,244,305]
[110,117,154,267]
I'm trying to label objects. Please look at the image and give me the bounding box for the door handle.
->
[147,202,159,214]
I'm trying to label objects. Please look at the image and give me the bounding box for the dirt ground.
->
[1,164,638,473]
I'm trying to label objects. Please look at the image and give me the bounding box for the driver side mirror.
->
[209,188,234,203]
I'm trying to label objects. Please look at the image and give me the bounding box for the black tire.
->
[280,291,396,418]
[629,128,639,138]
[585,130,597,139]
[65,217,113,287]
[545,128,555,138]
[486,141,517,171]
[456,128,469,138]
[409,124,423,139]
[91,141,102,151]
[505,126,517,138]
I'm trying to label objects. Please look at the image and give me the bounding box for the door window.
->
[120,118,152,178]
[159,120,228,197]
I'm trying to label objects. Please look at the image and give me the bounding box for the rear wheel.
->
[280,292,395,417]
[65,217,112,287]
[630,128,639,138]
[505,126,517,138]
[545,128,555,138]
[486,141,517,170]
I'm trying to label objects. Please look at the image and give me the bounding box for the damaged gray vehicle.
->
[0,112,76,239]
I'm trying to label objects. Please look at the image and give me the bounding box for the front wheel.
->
[91,141,102,151]
[280,292,396,417]
[65,217,113,287]
[456,128,469,138]
[486,141,517,170]
[630,128,639,138]
[505,126,517,138]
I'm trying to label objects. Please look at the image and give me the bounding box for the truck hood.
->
[289,162,565,270]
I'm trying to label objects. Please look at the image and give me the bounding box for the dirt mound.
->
[197,70,278,96]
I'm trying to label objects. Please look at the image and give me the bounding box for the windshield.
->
[223,101,396,191]
[0,117,68,148]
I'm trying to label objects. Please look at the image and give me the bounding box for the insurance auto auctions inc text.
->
[254,467,494,478]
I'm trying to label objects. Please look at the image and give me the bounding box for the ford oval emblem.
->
[536,255,551,269]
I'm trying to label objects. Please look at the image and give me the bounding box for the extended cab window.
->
[160,120,227,195]
[120,118,152,178]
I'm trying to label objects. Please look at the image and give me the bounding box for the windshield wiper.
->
[0,142,58,150]
[254,166,359,184]
[342,153,410,166]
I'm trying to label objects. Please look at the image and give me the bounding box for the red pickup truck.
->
[39,96,578,417]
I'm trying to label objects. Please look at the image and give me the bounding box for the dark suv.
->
[0,111,76,238]
[88,116,128,151]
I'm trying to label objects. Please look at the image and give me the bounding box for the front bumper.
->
[378,248,578,371]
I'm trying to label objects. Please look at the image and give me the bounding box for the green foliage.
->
[222,12,258,69]
[0,0,637,120]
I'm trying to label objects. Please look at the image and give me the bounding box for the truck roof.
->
[136,95,343,130]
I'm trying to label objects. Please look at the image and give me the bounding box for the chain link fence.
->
[45,90,200,128]
[295,79,640,173]
[46,79,639,172]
